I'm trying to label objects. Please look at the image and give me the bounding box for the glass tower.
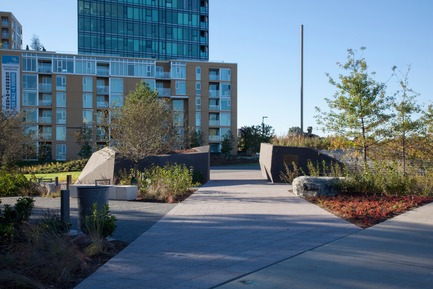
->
[78,0,209,61]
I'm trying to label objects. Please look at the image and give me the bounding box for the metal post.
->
[66,174,71,190]
[300,24,304,135]
[55,176,59,186]
[60,189,70,224]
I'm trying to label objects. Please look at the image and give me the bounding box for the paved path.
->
[0,195,176,243]
[75,166,360,289]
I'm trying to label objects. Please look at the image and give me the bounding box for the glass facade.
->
[78,0,209,61]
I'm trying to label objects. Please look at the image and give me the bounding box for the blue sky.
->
[3,0,433,136]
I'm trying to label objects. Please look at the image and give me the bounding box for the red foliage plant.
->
[306,194,433,228]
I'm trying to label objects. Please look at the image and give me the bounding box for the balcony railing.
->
[97,67,109,76]
[209,104,219,111]
[200,22,209,29]
[96,86,109,94]
[39,99,52,106]
[209,135,220,142]
[39,83,52,92]
[200,6,209,14]
[2,32,9,38]
[156,71,171,79]
[96,101,109,108]
[39,116,52,124]
[200,36,208,44]
[157,88,171,97]
[38,65,52,73]
[209,120,220,126]
[209,90,220,97]
[209,74,220,81]
[39,133,52,140]
[56,118,66,125]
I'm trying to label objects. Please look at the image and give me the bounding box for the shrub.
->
[17,159,87,174]
[280,160,345,183]
[0,197,34,244]
[83,203,117,256]
[1,220,87,288]
[140,163,197,203]
[0,171,31,197]
[340,161,417,196]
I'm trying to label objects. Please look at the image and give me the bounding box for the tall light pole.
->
[300,24,304,135]
[262,116,268,135]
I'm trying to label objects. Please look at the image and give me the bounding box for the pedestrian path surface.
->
[75,166,360,289]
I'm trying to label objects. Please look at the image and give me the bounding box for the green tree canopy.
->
[315,47,392,165]
[110,82,179,172]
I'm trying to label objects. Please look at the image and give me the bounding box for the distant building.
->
[0,49,237,160]
[78,0,209,61]
[0,12,22,50]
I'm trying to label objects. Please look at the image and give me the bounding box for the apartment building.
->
[0,49,237,161]
[78,0,209,61]
[0,12,22,50]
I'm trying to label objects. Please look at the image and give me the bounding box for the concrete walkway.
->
[75,166,361,289]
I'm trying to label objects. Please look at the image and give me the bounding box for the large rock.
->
[292,176,344,197]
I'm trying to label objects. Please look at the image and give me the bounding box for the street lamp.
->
[262,116,268,134]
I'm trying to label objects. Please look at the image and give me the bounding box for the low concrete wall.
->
[70,185,138,201]
[114,147,210,184]
[259,143,341,183]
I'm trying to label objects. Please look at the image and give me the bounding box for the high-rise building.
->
[78,0,209,61]
[0,49,237,160]
[0,12,22,50]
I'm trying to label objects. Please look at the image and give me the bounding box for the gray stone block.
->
[292,176,344,197]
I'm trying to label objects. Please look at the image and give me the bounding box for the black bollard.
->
[60,189,70,224]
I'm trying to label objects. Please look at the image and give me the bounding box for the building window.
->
[56,126,66,141]
[56,76,66,91]
[83,109,93,124]
[56,92,66,107]
[110,78,124,93]
[195,81,201,95]
[55,144,66,161]
[23,92,37,106]
[221,98,231,111]
[195,97,201,111]
[175,80,186,95]
[83,77,93,92]
[22,74,37,90]
[56,108,66,124]
[110,94,124,108]
[195,112,201,127]
[221,68,231,81]
[196,66,201,80]
[83,93,93,108]
[173,99,184,111]
[220,112,231,126]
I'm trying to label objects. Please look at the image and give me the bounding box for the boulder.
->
[292,176,344,197]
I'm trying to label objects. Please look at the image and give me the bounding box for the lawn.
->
[24,171,81,183]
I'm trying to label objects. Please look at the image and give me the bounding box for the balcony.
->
[209,119,220,126]
[157,88,171,97]
[209,135,220,142]
[39,83,52,93]
[200,36,208,44]
[96,101,109,108]
[200,22,209,29]
[97,66,109,76]
[200,6,209,14]
[39,116,52,124]
[38,64,52,73]
[209,104,219,111]
[39,132,52,140]
[209,90,220,97]
[156,71,171,79]
[2,32,9,38]
[96,85,109,94]
[39,99,52,106]
[209,74,220,81]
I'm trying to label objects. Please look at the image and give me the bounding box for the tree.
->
[75,124,94,159]
[30,34,44,51]
[0,111,33,167]
[110,81,179,175]
[221,130,235,157]
[238,124,274,155]
[389,66,422,173]
[315,47,392,166]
